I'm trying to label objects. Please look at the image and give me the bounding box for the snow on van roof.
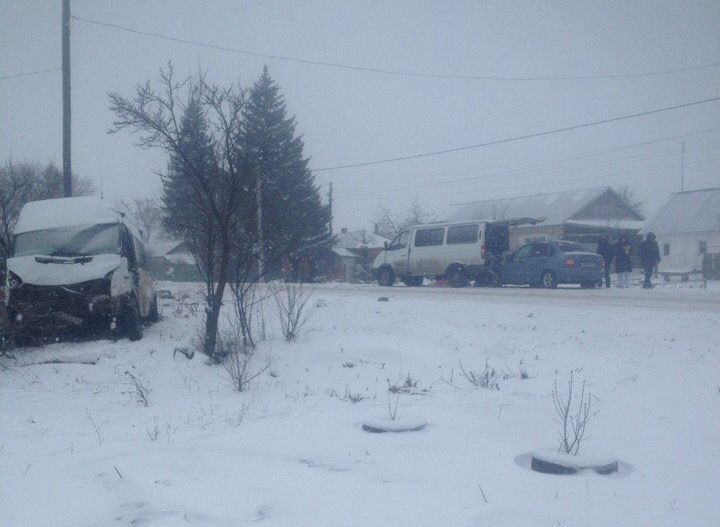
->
[14,197,124,235]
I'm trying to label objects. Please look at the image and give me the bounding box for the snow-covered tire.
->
[530,449,619,475]
[124,301,143,341]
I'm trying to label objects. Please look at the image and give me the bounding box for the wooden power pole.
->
[327,181,333,235]
[62,0,72,197]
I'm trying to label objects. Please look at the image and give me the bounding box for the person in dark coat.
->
[639,232,661,289]
[615,236,633,288]
[596,236,614,288]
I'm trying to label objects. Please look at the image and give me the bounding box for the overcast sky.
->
[2,0,719,232]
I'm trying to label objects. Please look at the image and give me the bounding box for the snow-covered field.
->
[2,283,719,526]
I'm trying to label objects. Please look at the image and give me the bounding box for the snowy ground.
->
[2,282,719,526]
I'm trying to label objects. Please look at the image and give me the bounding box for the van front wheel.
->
[378,268,394,287]
[448,267,468,288]
[124,301,144,341]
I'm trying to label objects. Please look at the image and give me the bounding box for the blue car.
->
[501,240,604,288]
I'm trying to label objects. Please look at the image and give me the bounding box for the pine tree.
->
[241,66,331,275]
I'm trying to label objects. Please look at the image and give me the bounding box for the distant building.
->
[328,228,389,281]
[644,187,720,275]
[447,186,645,250]
[146,239,201,281]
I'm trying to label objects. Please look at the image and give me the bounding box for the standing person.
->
[639,232,661,289]
[615,236,633,288]
[596,236,615,288]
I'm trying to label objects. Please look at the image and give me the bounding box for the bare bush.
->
[459,359,500,390]
[552,371,592,455]
[387,373,426,394]
[326,385,365,404]
[387,391,399,421]
[273,281,312,341]
[125,371,150,407]
[220,322,272,392]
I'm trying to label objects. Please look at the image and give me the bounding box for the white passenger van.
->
[4,197,157,342]
[372,220,520,287]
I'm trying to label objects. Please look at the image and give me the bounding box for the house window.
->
[414,228,445,247]
[663,243,670,256]
[699,241,707,256]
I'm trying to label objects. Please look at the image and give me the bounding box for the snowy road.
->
[306,281,720,313]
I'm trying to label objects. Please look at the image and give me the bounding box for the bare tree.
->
[109,65,251,361]
[617,185,645,216]
[273,281,312,341]
[0,160,94,251]
[372,198,437,239]
[552,371,592,455]
[125,198,163,242]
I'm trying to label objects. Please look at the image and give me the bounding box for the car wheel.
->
[540,270,557,289]
[448,267,468,288]
[148,294,160,323]
[124,301,144,341]
[378,268,394,287]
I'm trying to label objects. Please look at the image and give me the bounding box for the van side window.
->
[414,228,445,247]
[121,227,136,265]
[132,236,146,269]
[447,224,479,245]
[389,230,410,250]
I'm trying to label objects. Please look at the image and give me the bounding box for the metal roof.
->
[644,187,720,234]
[447,186,638,226]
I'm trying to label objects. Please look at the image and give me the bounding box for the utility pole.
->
[680,141,685,192]
[62,0,72,197]
[327,181,333,236]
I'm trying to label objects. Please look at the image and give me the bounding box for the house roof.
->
[644,187,720,234]
[332,247,355,258]
[447,186,642,225]
[335,229,389,249]
[145,239,186,257]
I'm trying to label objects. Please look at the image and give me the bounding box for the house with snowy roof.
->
[644,187,720,276]
[447,186,645,250]
[329,228,390,281]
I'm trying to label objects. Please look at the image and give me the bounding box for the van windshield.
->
[13,223,121,257]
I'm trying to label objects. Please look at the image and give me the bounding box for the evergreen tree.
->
[241,66,331,274]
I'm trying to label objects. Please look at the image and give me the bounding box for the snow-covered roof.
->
[645,187,720,235]
[564,219,646,230]
[447,186,629,225]
[335,230,389,249]
[146,239,186,258]
[14,197,135,235]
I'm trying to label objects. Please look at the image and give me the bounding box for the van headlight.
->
[8,271,22,289]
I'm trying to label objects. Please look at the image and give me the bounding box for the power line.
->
[0,67,62,81]
[313,96,720,172]
[334,142,719,199]
[330,126,720,191]
[70,15,720,82]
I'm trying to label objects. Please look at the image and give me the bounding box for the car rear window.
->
[556,242,583,252]
[446,224,480,245]
[414,228,445,247]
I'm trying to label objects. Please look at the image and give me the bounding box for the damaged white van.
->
[4,197,157,342]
